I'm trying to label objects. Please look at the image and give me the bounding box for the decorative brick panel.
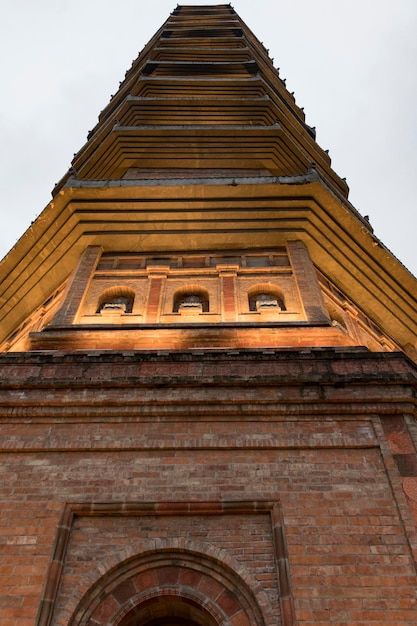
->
[36,501,291,626]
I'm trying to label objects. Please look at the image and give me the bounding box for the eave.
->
[0,179,416,354]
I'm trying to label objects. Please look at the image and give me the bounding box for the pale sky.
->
[1,0,416,277]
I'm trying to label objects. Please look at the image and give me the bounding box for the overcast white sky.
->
[1,0,416,277]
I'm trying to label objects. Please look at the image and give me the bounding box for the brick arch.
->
[247,283,286,311]
[65,538,271,619]
[172,284,210,312]
[68,548,267,626]
[114,588,225,626]
[97,285,136,313]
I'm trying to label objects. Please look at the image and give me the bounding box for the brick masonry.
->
[49,247,102,327]
[2,3,417,625]
[0,348,417,625]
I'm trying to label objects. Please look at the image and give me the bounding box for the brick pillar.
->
[287,240,329,323]
[218,266,238,322]
[49,246,102,327]
[145,269,168,323]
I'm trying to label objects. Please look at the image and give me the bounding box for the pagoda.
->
[1,6,417,626]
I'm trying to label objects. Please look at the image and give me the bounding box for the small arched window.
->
[248,284,286,312]
[97,286,135,314]
[173,286,209,314]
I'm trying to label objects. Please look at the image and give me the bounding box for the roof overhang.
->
[0,179,416,352]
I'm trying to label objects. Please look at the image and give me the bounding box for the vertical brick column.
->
[144,270,167,323]
[380,415,417,524]
[49,246,102,327]
[218,266,238,322]
[287,240,329,323]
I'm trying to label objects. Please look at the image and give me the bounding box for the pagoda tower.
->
[1,5,417,626]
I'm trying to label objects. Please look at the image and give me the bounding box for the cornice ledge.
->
[63,170,321,190]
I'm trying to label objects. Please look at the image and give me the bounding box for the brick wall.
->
[1,349,417,625]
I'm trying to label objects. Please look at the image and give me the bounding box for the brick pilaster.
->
[218,266,238,322]
[49,246,102,327]
[287,240,329,323]
[145,271,167,323]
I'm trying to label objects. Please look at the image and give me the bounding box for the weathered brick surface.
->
[29,324,359,351]
[49,246,101,327]
[220,272,237,321]
[55,510,278,625]
[0,349,417,625]
[287,240,329,323]
[144,275,165,323]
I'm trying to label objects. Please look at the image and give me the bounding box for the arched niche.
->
[247,283,286,313]
[173,285,210,314]
[96,286,136,315]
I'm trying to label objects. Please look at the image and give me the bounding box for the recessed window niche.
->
[173,287,210,315]
[97,286,135,316]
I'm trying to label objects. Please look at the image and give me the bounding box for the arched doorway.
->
[69,549,266,626]
[116,594,219,626]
